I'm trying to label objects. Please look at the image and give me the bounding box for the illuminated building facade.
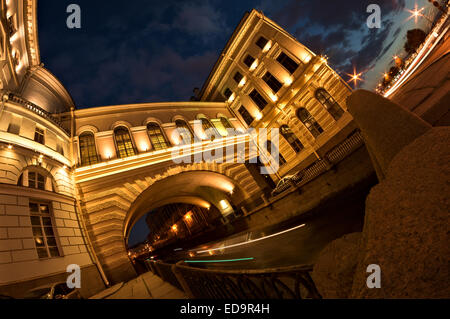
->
[0,3,359,297]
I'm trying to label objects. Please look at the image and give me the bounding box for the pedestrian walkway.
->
[90,271,187,299]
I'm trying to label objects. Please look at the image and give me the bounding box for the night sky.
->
[37,0,433,245]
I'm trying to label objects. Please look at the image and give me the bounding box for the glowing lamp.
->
[172,225,178,232]
[262,41,272,53]
[284,77,293,87]
[7,145,13,149]
[238,77,246,88]
[270,94,278,102]
[249,60,258,71]
[219,200,230,210]
[228,93,236,103]
[255,112,263,121]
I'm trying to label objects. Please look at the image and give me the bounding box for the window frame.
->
[34,127,45,145]
[262,72,283,93]
[29,201,61,260]
[238,106,254,126]
[146,122,171,151]
[175,119,194,145]
[315,88,344,121]
[296,108,324,138]
[276,52,299,74]
[243,54,256,68]
[79,132,99,166]
[114,126,137,158]
[249,89,268,111]
[280,125,304,153]
[256,36,269,50]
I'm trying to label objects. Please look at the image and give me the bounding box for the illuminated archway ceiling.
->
[123,171,246,239]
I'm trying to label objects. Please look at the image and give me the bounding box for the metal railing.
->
[146,260,321,299]
[6,93,70,136]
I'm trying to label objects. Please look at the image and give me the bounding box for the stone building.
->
[0,2,362,297]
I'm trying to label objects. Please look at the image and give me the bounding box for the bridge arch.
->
[76,161,262,283]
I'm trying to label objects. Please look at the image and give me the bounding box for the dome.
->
[19,66,75,114]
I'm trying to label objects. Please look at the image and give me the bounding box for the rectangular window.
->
[233,71,243,84]
[238,106,254,126]
[256,36,268,49]
[29,202,61,259]
[56,142,64,156]
[34,127,45,144]
[263,72,283,93]
[276,52,299,74]
[223,88,232,99]
[243,54,255,68]
[249,89,268,111]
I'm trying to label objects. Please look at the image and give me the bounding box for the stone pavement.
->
[90,271,187,299]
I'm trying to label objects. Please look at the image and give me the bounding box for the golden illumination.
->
[184,212,192,221]
[262,40,272,53]
[255,112,263,121]
[228,93,236,103]
[238,77,246,88]
[219,199,230,210]
[303,54,312,63]
[249,60,258,71]
[270,94,278,102]
[208,250,214,256]
[172,225,178,232]
[7,145,13,149]
[284,77,293,86]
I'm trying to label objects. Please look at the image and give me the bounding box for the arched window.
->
[280,125,304,153]
[175,119,194,144]
[266,140,287,166]
[114,127,136,158]
[215,116,235,137]
[79,132,99,166]
[147,123,170,151]
[296,108,324,138]
[17,168,56,192]
[315,88,344,121]
[198,115,219,140]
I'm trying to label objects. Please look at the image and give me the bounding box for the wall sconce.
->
[249,60,258,71]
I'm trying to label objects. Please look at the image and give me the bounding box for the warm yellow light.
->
[270,94,278,102]
[208,250,214,256]
[262,41,272,53]
[7,145,13,149]
[219,199,229,210]
[249,60,258,71]
[184,213,192,220]
[188,252,195,258]
[172,225,178,231]
[303,54,312,63]
[140,143,149,152]
[228,93,236,103]
[284,77,293,86]
[238,77,246,88]
[255,112,263,121]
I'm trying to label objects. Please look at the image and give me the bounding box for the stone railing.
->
[145,260,321,299]
[6,93,70,136]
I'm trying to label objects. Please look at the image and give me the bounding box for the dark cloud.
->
[38,0,411,107]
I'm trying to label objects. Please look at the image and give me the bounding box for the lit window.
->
[34,127,45,145]
[280,125,304,153]
[297,108,323,138]
[175,120,194,145]
[28,172,46,190]
[243,54,255,68]
[147,123,170,151]
[238,106,254,126]
[315,88,344,121]
[29,202,61,259]
[198,116,219,140]
[276,52,299,74]
[263,72,283,93]
[219,116,234,130]
[249,89,268,111]
[79,132,99,166]
[114,127,136,158]
[256,36,268,49]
